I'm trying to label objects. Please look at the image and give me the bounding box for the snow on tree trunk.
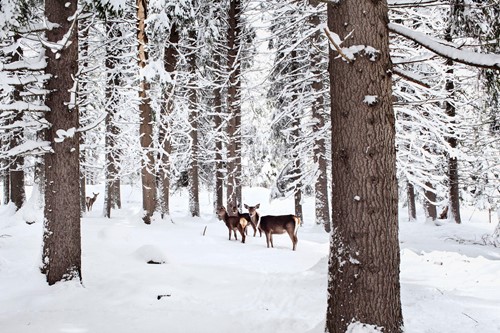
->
[137,0,156,224]
[158,22,179,218]
[187,28,200,217]
[226,0,242,212]
[325,1,403,332]
[309,5,330,232]
[41,0,82,285]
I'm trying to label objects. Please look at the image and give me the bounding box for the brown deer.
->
[247,204,300,251]
[243,204,262,237]
[217,206,248,243]
[232,206,261,237]
[85,192,99,211]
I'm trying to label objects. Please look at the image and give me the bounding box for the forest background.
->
[0,0,499,332]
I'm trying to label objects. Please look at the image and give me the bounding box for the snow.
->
[1,185,499,333]
[388,23,500,70]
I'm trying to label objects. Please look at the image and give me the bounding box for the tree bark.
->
[42,0,81,285]
[444,42,461,223]
[137,0,156,224]
[187,28,200,217]
[309,7,330,232]
[423,181,437,222]
[104,20,122,219]
[158,22,179,218]
[407,181,417,221]
[325,1,403,332]
[9,34,26,211]
[213,51,224,212]
[226,0,242,211]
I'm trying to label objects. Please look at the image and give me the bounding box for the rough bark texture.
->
[326,1,403,332]
[226,0,242,211]
[309,9,330,232]
[42,0,81,285]
[158,22,179,218]
[137,0,156,224]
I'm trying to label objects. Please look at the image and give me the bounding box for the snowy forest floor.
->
[0,185,499,333]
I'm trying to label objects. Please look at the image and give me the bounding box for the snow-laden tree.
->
[266,0,330,224]
[0,0,47,210]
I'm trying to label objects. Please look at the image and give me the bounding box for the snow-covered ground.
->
[0,185,499,333]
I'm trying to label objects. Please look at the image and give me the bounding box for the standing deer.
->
[232,206,260,237]
[246,203,300,251]
[217,206,248,243]
[243,204,262,237]
[85,192,99,212]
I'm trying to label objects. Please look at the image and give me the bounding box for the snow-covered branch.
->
[388,23,500,70]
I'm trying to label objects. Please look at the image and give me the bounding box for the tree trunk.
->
[10,34,25,211]
[407,181,417,221]
[78,11,91,216]
[325,2,403,332]
[309,7,330,232]
[103,20,122,219]
[187,29,200,217]
[137,0,156,224]
[226,0,242,211]
[1,164,8,205]
[158,22,179,218]
[213,51,224,212]
[423,181,437,222]
[41,0,81,285]
[444,2,462,224]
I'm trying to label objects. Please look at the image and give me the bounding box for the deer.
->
[232,206,261,237]
[246,203,300,251]
[243,204,262,237]
[216,206,248,243]
[85,192,99,212]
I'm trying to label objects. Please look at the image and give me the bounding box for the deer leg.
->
[238,225,246,244]
[233,229,238,241]
[265,232,271,248]
[228,229,232,240]
[269,232,274,248]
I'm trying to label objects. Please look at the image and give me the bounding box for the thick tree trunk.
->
[137,0,156,224]
[309,7,330,232]
[407,181,417,221]
[226,0,242,211]
[187,29,200,217]
[325,1,403,332]
[41,0,81,285]
[158,22,179,218]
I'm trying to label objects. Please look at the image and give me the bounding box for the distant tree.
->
[325,1,403,332]
[137,0,156,223]
[41,0,82,285]
[226,0,243,211]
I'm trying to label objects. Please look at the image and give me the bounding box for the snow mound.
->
[133,245,168,264]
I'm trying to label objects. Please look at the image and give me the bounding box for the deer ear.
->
[255,203,260,209]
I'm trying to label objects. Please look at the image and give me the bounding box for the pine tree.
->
[325,1,403,331]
